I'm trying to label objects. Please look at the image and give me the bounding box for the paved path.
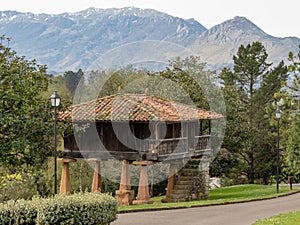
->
[112,192,300,225]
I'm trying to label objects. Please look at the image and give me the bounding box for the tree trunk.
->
[248,152,254,184]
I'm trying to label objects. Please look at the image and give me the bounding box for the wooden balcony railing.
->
[194,135,211,151]
[146,135,211,159]
[64,135,211,161]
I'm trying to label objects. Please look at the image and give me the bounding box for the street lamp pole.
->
[50,91,60,195]
[275,108,282,193]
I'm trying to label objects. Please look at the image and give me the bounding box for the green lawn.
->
[118,184,299,212]
[253,210,300,225]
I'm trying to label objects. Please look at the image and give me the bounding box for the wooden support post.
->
[116,160,134,206]
[89,159,102,193]
[161,163,177,203]
[120,160,130,191]
[133,161,154,205]
[149,123,159,155]
[135,165,150,204]
[57,158,76,195]
[188,122,195,150]
[200,120,203,136]
[166,164,176,197]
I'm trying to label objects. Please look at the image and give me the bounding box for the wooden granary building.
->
[59,93,223,205]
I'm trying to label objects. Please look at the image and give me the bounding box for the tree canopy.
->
[0,40,52,170]
[280,45,300,180]
[218,41,288,184]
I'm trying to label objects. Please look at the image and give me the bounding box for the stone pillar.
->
[89,159,102,193]
[116,160,134,206]
[133,161,154,205]
[199,158,210,200]
[57,158,76,195]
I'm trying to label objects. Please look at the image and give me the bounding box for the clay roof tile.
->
[59,94,223,122]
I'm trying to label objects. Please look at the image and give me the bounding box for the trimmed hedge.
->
[0,192,117,225]
[0,199,37,225]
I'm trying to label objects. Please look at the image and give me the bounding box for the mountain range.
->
[0,7,299,73]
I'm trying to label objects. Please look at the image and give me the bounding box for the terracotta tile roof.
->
[59,94,223,122]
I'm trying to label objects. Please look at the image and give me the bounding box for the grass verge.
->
[118,184,299,213]
[252,210,300,225]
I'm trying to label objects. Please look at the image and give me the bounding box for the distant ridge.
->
[0,8,299,72]
[191,16,299,68]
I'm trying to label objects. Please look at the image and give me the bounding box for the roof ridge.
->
[71,94,115,108]
[125,94,159,120]
[59,93,224,122]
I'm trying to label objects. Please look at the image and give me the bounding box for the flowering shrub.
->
[0,173,38,202]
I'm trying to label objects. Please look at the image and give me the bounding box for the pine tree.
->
[282,45,300,180]
[219,42,288,183]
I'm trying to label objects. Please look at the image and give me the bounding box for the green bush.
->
[0,193,117,225]
[36,193,117,225]
[0,173,38,202]
[0,199,37,224]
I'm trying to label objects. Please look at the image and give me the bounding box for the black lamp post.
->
[50,91,60,195]
[275,108,282,193]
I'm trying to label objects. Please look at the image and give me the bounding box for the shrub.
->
[0,199,37,225]
[0,172,44,203]
[0,193,117,225]
[36,192,117,225]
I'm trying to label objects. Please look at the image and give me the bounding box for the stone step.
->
[166,160,208,203]
[186,168,199,171]
[179,169,200,176]
[180,168,200,173]
[188,160,201,164]
[182,165,200,169]
[176,180,193,185]
[169,193,186,199]
[171,189,188,195]
[167,198,187,203]
[185,163,200,168]
[179,172,199,177]
[178,176,196,181]
[173,184,189,190]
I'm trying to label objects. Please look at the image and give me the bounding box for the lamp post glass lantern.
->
[275,108,281,193]
[50,91,61,107]
[50,91,60,194]
[276,109,282,119]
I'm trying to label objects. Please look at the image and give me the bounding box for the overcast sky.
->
[1,0,299,38]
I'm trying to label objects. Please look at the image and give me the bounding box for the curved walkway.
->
[112,192,300,225]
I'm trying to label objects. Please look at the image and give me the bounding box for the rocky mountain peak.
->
[190,16,298,69]
[203,16,268,39]
[0,8,298,72]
